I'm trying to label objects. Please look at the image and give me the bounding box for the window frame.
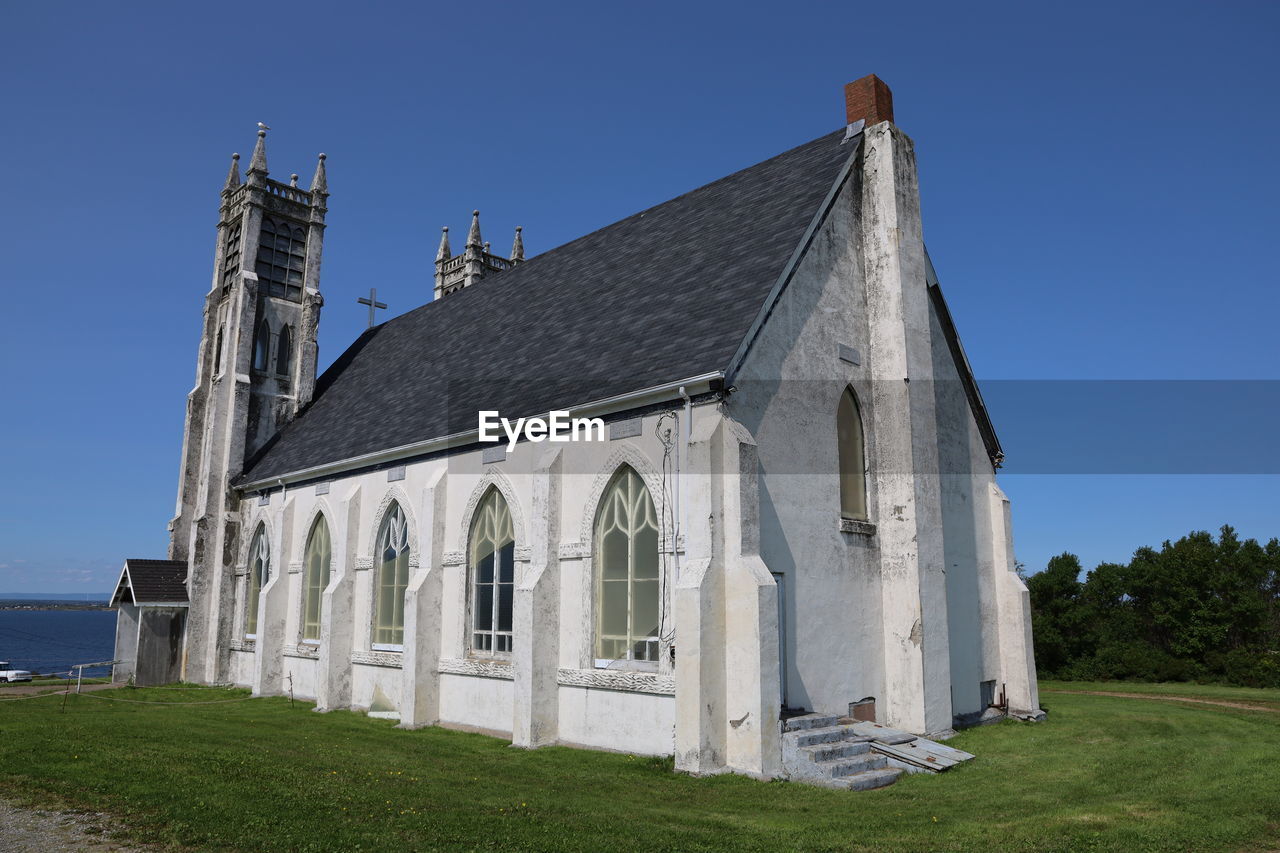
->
[245,523,270,639]
[592,466,662,672]
[466,487,516,658]
[254,217,307,302]
[371,502,411,652]
[276,325,292,376]
[301,515,331,644]
[252,318,271,372]
[837,386,869,522]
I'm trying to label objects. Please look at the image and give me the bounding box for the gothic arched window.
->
[373,502,411,648]
[594,466,660,664]
[255,217,307,301]
[468,488,515,655]
[245,523,270,638]
[301,516,331,642]
[838,387,868,520]
[252,319,270,372]
[276,325,292,376]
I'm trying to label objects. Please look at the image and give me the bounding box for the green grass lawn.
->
[2,684,1278,852]
[1041,679,1280,708]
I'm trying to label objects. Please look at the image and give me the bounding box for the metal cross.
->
[357,287,387,328]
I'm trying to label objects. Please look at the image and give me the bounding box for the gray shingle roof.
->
[241,128,852,484]
[113,559,189,606]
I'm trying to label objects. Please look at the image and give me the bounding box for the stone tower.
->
[169,129,328,683]
[433,210,524,298]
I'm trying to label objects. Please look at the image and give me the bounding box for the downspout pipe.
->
[678,385,692,584]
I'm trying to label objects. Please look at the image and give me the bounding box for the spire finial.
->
[309,153,328,195]
[247,128,268,174]
[510,225,524,262]
[466,209,483,249]
[223,153,241,192]
[436,226,451,262]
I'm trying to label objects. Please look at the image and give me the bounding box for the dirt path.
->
[1043,689,1280,713]
[0,799,146,852]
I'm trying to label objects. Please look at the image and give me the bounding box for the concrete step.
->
[829,767,903,792]
[782,713,841,732]
[786,725,865,747]
[799,740,871,763]
[816,752,888,778]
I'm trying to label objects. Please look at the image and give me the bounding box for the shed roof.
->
[111,559,189,607]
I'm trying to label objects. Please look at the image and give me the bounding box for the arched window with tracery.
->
[468,488,515,655]
[372,502,411,648]
[301,516,331,642]
[838,387,868,520]
[594,466,660,665]
[245,523,270,637]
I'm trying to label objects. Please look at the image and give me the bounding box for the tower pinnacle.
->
[309,153,328,195]
[247,129,268,175]
[436,226,451,262]
[510,226,524,262]
[223,153,241,192]
[466,210,483,250]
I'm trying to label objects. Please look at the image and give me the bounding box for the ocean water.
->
[0,609,117,677]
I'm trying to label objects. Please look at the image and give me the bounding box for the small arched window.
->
[276,325,292,375]
[245,523,270,637]
[595,466,660,664]
[373,502,411,648]
[252,319,270,372]
[837,387,868,521]
[301,516,331,642]
[213,326,224,375]
[469,488,515,655]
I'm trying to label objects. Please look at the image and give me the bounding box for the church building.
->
[118,74,1041,789]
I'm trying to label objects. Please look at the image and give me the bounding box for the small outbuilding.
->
[111,559,189,686]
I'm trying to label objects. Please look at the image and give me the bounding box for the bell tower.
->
[169,128,328,683]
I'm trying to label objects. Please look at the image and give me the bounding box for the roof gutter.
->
[238,370,724,491]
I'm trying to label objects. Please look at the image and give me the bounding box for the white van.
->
[0,661,33,682]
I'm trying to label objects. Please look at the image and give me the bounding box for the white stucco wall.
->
[438,673,514,733]
[727,168,886,718]
[284,655,318,699]
[557,687,675,755]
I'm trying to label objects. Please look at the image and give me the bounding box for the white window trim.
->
[372,503,411,649]
[593,468,663,667]
[467,489,516,658]
[594,657,659,673]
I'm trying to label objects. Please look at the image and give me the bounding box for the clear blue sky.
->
[1,1,1276,593]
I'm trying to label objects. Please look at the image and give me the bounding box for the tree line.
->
[1026,526,1280,687]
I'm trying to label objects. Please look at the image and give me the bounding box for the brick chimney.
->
[844,74,894,127]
